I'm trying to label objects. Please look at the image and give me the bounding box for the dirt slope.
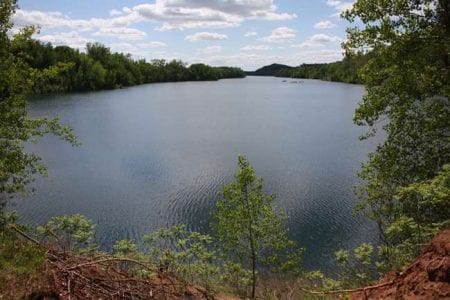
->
[4,229,450,299]
[1,247,209,300]
[352,229,450,299]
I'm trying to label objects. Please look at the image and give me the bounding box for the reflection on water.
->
[16,76,381,270]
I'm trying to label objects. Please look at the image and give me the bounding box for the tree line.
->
[276,54,369,84]
[17,40,244,94]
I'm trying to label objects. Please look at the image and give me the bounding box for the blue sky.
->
[13,0,356,70]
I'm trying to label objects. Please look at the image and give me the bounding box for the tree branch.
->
[300,279,395,295]
[9,224,40,245]
[67,257,154,272]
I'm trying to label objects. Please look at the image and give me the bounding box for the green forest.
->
[248,55,368,84]
[276,54,368,84]
[1,0,449,299]
[18,40,244,94]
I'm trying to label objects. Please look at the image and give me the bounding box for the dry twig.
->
[300,279,395,295]
[67,257,153,272]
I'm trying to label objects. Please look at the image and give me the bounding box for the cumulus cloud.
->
[35,31,93,49]
[244,31,258,37]
[291,41,324,49]
[199,45,222,54]
[13,9,140,32]
[241,45,271,51]
[314,20,336,29]
[122,7,133,14]
[14,0,295,34]
[109,9,122,16]
[326,0,355,16]
[137,41,167,48]
[185,31,228,42]
[292,33,342,49]
[309,33,342,43]
[258,27,296,43]
[109,42,138,54]
[132,0,296,30]
[109,42,168,58]
[93,27,147,40]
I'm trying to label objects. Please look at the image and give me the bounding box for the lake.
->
[16,76,380,271]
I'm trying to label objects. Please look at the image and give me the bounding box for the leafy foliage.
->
[377,165,450,271]
[0,0,77,231]
[220,262,253,297]
[303,270,343,292]
[37,214,95,252]
[213,155,303,298]
[394,164,450,230]
[0,235,45,276]
[113,239,139,258]
[335,243,375,287]
[343,0,450,268]
[143,225,219,293]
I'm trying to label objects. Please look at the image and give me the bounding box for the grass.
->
[0,234,48,299]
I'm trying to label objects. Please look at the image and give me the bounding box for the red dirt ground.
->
[4,229,449,299]
[351,229,450,300]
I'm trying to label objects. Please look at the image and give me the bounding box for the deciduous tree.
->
[0,0,77,230]
[213,155,302,299]
[343,0,449,267]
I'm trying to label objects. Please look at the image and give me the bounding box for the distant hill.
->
[245,63,294,76]
[276,54,369,84]
[247,54,369,83]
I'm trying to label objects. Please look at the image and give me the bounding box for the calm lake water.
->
[16,76,380,271]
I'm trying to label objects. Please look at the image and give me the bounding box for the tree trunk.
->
[251,248,256,299]
[243,184,256,299]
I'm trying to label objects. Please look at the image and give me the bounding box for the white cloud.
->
[35,31,93,50]
[258,27,296,43]
[291,41,324,49]
[14,1,296,34]
[134,3,242,31]
[244,31,258,37]
[185,31,228,42]
[326,0,355,16]
[137,41,167,48]
[110,9,122,16]
[248,11,297,21]
[92,27,147,40]
[123,7,133,14]
[314,20,336,29]
[241,45,271,51]
[13,9,140,32]
[199,45,222,54]
[292,33,342,49]
[293,49,342,64]
[109,42,138,54]
[310,33,342,43]
[109,42,168,58]
[131,0,296,30]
